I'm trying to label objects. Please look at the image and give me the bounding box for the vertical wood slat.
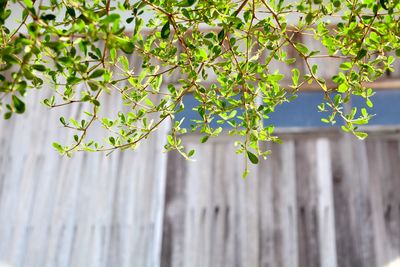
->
[342,136,376,267]
[161,148,187,267]
[278,140,298,267]
[330,136,355,267]
[236,148,260,267]
[258,141,298,267]
[258,146,275,267]
[367,138,400,267]
[367,139,388,267]
[182,143,213,267]
[316,138,337,267]
[295,139,320,267]
[214,142,239,267]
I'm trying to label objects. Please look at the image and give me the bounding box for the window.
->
[175,89,400,129]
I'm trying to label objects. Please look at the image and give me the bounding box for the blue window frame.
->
[265,92,341,127]
[352,90,400,126]
[175,89,400,129]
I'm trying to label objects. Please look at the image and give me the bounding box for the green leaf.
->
[89,69,105,79]
[380,0,389,10]
[355,131,368,140]
[178,0,195,7]
[92,99,101,106]
[333,0,341,7]
[52,142,64,153]
[3,54,19,64]
[167,135,174,145]
[41,14,56,21]
[110,48,116,61]
[32,64,46,72]
[244,10,251,23]
[305,12,313,24]
[294,43,309,55]
[197,48,208,60]
[161,21,170,39]
[340,62,352,70]
[366,98,373,108]
[242,168,250,178]
[133,17,144,38]
[200,135,209,143]
[109,136,116,145]
[188,149,195,157]
[311,64,318,75]
[23,0,33,8]
[59,116,67,125]
[361,108,367,117]
[292,68,299,86]
[66,7,76,17]
[217,29,225,42]
[88,81,99,91]
[12,95,25,114]
[119,55,129,70]
[3,112,12,120]
[102,14,120,24]
[338,83,348,93]
[355,48,367,60]
[247,151,259,164]
[120,40,135,54]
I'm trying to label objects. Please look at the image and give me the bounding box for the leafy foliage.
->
[0,0,399,174]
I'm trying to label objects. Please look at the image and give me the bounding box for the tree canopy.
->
[0,0,399,174]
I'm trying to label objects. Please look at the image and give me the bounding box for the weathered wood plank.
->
[161,149,187,267]
[330,137,356,267]
[294,138,320,267]
[258,143,276,267]
[181,142,214,267]
[209,142,232,267]
[340,135,375,267]
[235,147,260,267]
[367,138,400,267]
[258,140,299,267]
[315,138,337,267]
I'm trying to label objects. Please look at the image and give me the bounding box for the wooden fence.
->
[162,129,400,267]
[0,91,170,267]
[1,89,400,267]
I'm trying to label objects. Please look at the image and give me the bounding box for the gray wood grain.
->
[0,88,170,267]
